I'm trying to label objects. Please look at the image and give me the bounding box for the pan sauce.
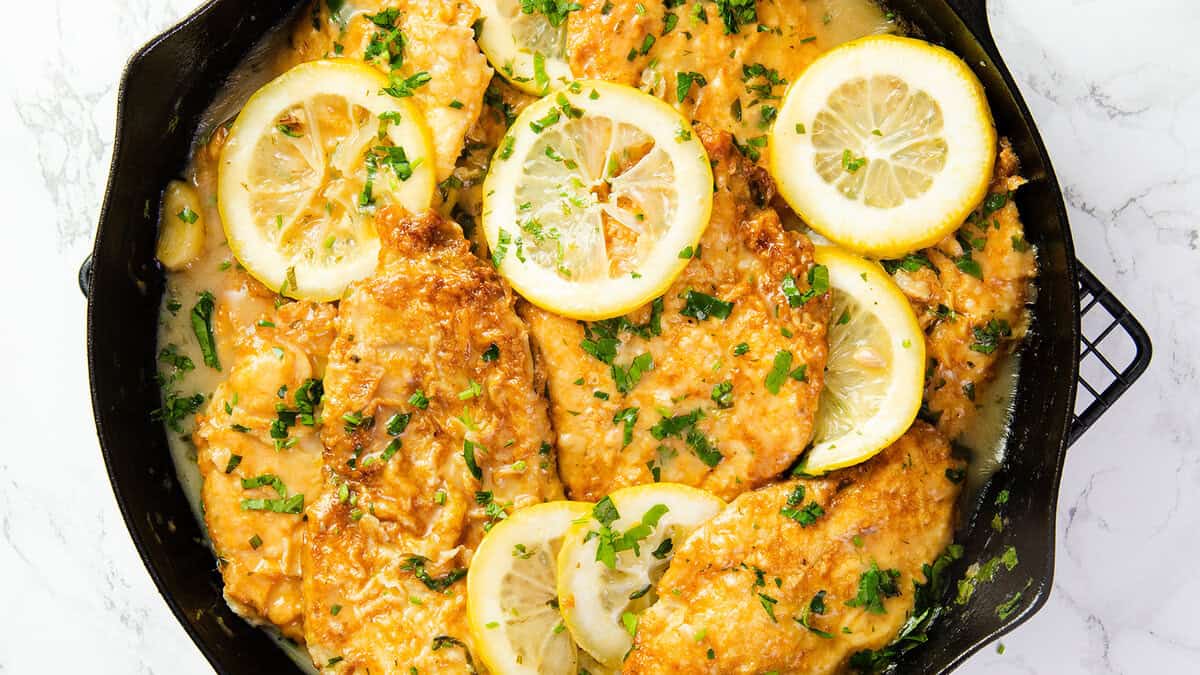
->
[152,0,1024,670]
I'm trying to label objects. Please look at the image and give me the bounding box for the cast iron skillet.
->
[82,0,1152,672]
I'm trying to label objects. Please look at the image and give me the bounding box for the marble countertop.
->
[1,1,1195,672]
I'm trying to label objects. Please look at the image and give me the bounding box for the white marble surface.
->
[0,0,1196,672]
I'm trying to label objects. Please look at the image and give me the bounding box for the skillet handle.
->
[79,254,94,297]
[943,0,995,50]
[1069,262,1152,446]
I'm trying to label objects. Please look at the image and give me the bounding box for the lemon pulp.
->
[218,59,435,300]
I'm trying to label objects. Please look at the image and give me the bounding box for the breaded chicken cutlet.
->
[626,423,964,674]
[302,208,563,673]
[521,124,831,502]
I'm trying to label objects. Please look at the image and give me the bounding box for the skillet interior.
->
[84,0,1079,672]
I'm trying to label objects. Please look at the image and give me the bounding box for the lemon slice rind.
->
[474,0,575,95]
[771,35,996,258]
[803,246,925,474]
[556,483,725,669]
[482,80,713,321]
[468,501,593,675]
[219,59,436,301]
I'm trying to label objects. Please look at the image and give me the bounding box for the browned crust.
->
[303,207,561,672]
[523,125,830,502]
[627,423,964,674]
[889,139,1037,439]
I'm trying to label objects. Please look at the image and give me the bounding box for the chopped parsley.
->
[382,71,431,98]
[177,206,199,224]
[519,0,581,27]
[758,592,779,622]
[759,104,778,129]
[780,263,829,308]
[529,107,561,133]
[463,439,484,479]
[779,484,824,527]
[359,153,379,208]
[363,9,404,68]
[651,537,673,559]
[533,51,550,93]
[401,556,467,591]
[711,381,733,408]
[680,290,734,321]
[996,580,1032,620]
[369,144,419,182]
[239,474,304,514]
[497,135,515,160]
[408,389,430,409]
[611,352,654,394]
[956,546,1018,605]
[269,378,323,450]
[982,192,1009,215]
[650,409,723,467]
[714,0,758,34]
[152,344,202,432]
[613,407,639,447]
[796,590,833,638]
[881,252,936,275]
[152,390,205,433]
[492,228,511,267]
[662,11,679,34]
[764,350,808,394]
[622,610,638,636]
[845,562,902,614]
[969,318,1013,355]
[955,254,983,280]
[386,412,411,436]
[476,490,509,530]
[639,33,656,55]
[458,379,483,400]
[841,149,867,173]
[580,299,664,392]
[676,71,708,103]
[341,410,373,434]
[190,291,221,370]
[586,498,670,569]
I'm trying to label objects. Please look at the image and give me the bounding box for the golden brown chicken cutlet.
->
[625,422,963,674]
[887,140,1037,439]
[287,0,492,181]
[565,0,873,167]
[521,124,830,502]
[193,273,337,641]
[302,208,563,673]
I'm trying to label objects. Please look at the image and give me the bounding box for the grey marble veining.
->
[0,1,1196,673]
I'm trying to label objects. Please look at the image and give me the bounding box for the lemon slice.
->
[482,81,713,320]
[474,0,575,95]
[771,35,996,258]
[802,246,925,474]
[218,59,436,301]
[556,484,725,668]
[468,501,596,675]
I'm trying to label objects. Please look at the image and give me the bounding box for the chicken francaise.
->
[147,2,1038,673]
[302,208,562,672]
[521,124,831,502]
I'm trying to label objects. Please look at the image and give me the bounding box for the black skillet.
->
[81,0,1152,672]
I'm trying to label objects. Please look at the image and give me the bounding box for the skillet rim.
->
[85,1,301,672]
[84,1,1081,672]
